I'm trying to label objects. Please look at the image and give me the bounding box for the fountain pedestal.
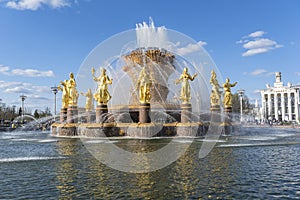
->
[181,103,192,123]
[223,106,232,135]
[67,106,78,123]
[139,103,151,123]
[86,111,96,123]
[60,108,67,123]
[210,105,221,124]
[96,104,108,123]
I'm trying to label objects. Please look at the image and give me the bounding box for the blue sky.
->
[0,0,300,113]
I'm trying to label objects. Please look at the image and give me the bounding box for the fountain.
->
[51,19,236,138]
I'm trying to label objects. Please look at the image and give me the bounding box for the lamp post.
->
[237,89,245,123]
[20,94,27,123]
[51,86,59,120]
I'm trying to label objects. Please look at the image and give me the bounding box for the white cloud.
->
[0,80,51,95]
[238,31,283,57]
[6,0,70,10]
[11,69,55,77]
[266,72,275,76]
[248,31,266,38]
[236,39,248,44]
[0,64,55,77]
[246,69,275,77]
[250,69,267,76]
[176,41,207,56]
[27,94,50,101]
[5,86,32,94]
[0,65,10,75]
[242,48,269,57]
[243,38,277,49]
[253,89,261,94]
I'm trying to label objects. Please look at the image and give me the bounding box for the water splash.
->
[136,17,169,49]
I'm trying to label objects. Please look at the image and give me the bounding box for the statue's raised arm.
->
[92,67,113,105]
[223,78,237,108]
[176,68,197,104]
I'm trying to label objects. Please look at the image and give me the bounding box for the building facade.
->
[261,72,300,123]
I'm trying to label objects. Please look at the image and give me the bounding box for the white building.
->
[261,72,300,123]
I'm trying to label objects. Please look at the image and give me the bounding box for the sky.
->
[0,0,300,113]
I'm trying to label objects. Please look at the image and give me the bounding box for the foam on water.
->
[36,139,58,143]
[218,141,299,148]
[11,138,39,142]
[197,139,227,143]
[173,139,194,143]
[237,136,278,141]
[218,143,271,148]
[0,156,65,163]
[84,140,118,144]
[0,135,19,140]
[9,138,58,143]
[274,133,296,137]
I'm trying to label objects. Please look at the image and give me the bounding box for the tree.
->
[231,93,253,114]
[19,107,22,116]
[34,109,40,119]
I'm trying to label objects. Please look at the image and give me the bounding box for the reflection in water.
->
[1,128,300,199]
[55,139,79,198]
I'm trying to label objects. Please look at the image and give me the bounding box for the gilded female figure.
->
[175,68,197,103]
[223,78,237,108]
[81,88,93,112]
[66,72,79,106]
[58,80,68,109]
[92,67,112,105]
[210,70,221,107]
[137,67,152,103]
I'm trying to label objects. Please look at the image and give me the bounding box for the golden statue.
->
[66,72,79,106]
[58,72,79,108]
[175,68,197,103]
[137,67,152,103]
[58,80,68,109]
[210,70,222,107]
[81,89,93,112]
[92,67,112,105]
[223,78,237,108]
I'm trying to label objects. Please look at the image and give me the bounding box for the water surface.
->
[1,127,300,199]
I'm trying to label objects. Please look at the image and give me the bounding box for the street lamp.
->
[237,89,245,123]
[20,94,27,123]
[51,86,59,119]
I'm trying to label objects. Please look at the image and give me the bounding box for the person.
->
[137,67,152,103]
[92,67,112,105]
[210,70,222,107]
[81,89,93,112]
[175,68,197,103]
[223,78,237,108]
[58,80,69,109]
[66,72,79,106]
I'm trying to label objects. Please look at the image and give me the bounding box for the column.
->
[295,91,299,123]
[261,94,265,119]
[281,93,285,121]
[181,103,192,123]
[96,104,108,123]
[274,93,278,120]
[139,103,151,123]
[288,92,292,121]
[60,108,67,123]
[67,106,78,123]
[268,93,272,118]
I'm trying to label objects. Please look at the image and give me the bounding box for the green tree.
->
[34,109,40,119]
[232,93,253,114]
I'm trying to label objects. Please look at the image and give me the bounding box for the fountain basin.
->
[51,122,208,138]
